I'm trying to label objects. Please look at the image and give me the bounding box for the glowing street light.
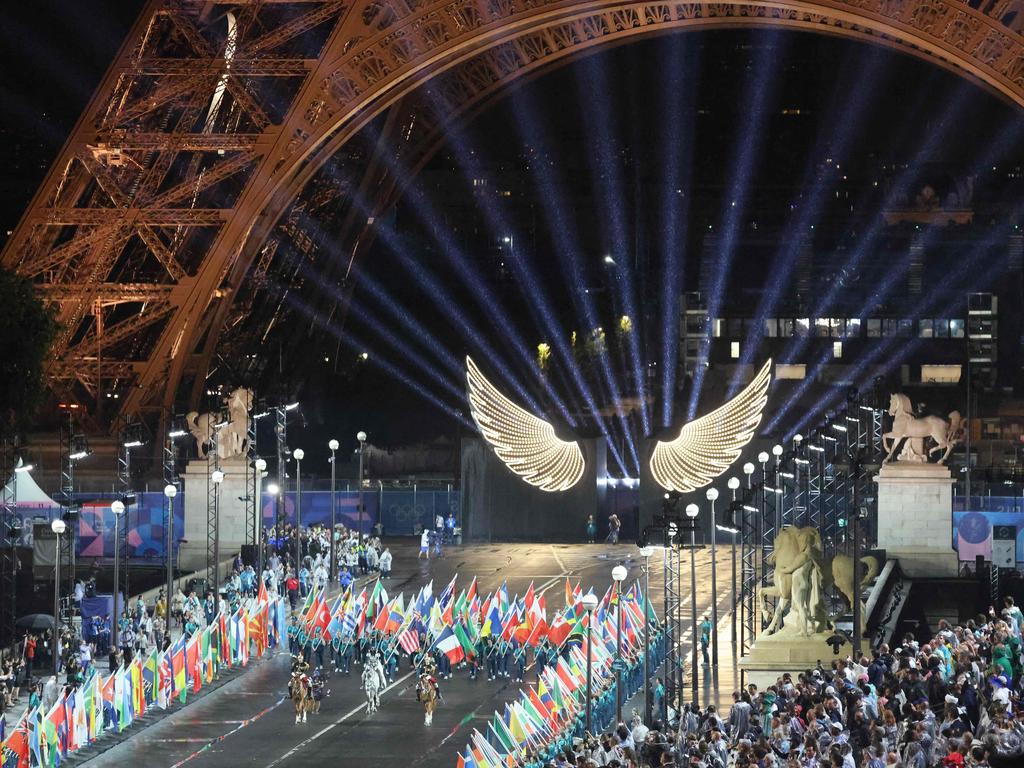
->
[611,564,628,723]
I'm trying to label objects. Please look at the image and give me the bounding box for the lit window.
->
[712,319,722,338]
[833,341,843,358]
[919,319,934,338]
[921,364,962,384]
[776,364,806,380]
[846,319,861,337]
[764,319,777,337]
[795,319,810,338]
[730,342,740,359]
[950,319,965,338]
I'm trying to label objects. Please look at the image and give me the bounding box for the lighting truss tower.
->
[739,497,758,656]
[662,535,682,707]
[244,398,258,556]
[275,405,289,536]
[759,465,777,629]
[117,417,133,600]
[207,427,221,582]
[0,437,17,646]
[58,411,77,626]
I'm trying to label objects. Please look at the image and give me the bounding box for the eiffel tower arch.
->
[3,0,1024,432]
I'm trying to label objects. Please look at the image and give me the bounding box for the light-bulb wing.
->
[466,356,584,492]
[651,359,772,492]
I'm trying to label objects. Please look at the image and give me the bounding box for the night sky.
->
[2,4,1021,460]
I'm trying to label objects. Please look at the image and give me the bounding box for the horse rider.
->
[309,666,326,707]
[416,655,441,703]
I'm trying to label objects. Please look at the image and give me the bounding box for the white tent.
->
[3,459,61,508]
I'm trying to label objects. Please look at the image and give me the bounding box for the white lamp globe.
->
[328,439,340,451]
[684,503,699,519]
[211,470,225,484]
[582,593,599,612]
[51,519,66,535]
[706,488,719,501]
[163,484,177,498]
[611,565,628,582]
[111,500,125,516]
[255,458,267,472]
[639,545,654,559]
[293,448,304,461]
[772,444,784,457]
[758,451,770,464]
[266,483,280,495]
[793,434,803,443]
[727,477,740,490]
[743,462,755,475]
[356,431,367,443]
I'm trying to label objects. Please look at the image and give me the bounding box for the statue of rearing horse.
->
[882,393,963,465]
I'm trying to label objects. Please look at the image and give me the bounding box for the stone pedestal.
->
[873,463,958,578]
[739,632,843,688]
[179,457,250,571]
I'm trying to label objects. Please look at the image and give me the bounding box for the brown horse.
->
[289,672,313,723]
[418,673,439,725]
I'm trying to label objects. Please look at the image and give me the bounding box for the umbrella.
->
[15,614,55,630]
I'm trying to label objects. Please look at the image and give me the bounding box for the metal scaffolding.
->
[244,398,258,558]
[206,427,221,585]
[662,536,682,708]
[0,438,17,646]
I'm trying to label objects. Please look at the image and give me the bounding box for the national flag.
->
[437,574,457,609]
[564,578,573,609]
[365,578,385,622]
[157,651,172,709]
[536,679,556,716]
[310,596,332,641]
[490,713,516,753]
[546,612,571,647]
[397,627,420,656]
[452,621,476,658]
[523,581,535,611]
[219,612,230,667]
[300,586,320,622]
[481,604,503,639]
[500,602,523,643]
[457,747,477,768]
[1,713,28,768]
[432,626,465,664]
[184,635,200,695]
[172,638,186,704]
[382,594,404,634]
[142,649,158,708]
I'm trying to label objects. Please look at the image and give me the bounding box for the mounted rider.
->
[416,654,441,703]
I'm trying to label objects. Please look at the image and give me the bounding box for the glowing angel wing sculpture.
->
[651,359,772,493]
[466,356,585,492]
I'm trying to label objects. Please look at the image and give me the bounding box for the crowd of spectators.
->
[525,597,1024,767]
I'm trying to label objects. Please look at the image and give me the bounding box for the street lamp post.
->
[705,488,719,667]
[742,462,755,653]
[612,564,627,725]
[293,449,304,572]
[639,545,654,724]
[111,500,125,649]
[211,470,224,599]
[727,477,740,645]
[254,458,267,575]
[329,440,339,579]
[582,592,599,733]
[684,503,699,703]
[163,484,177,623]
[356,432,367,535]
[52,518,66,677]
[772,444,784,534]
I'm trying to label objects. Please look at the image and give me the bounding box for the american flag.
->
[398,627,420,655]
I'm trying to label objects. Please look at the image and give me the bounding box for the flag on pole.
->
[398,627,420,656]
[432,626,465,664]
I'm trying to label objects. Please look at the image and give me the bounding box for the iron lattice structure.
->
[207,427,222,583]
[0,0,1022,430]
[0,438,17,647]
[662,537,682,708]
[244,404,258,559]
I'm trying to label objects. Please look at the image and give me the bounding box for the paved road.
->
[77,541,739,768]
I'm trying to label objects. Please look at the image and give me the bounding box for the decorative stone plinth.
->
[179,457,251,572]
[739,632,843,688]
[873,463,958,578]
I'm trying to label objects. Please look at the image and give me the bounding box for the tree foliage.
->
[0,268,57,433]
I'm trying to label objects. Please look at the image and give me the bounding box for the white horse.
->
[882,394,963,465]
[361,655,386,715]
[220,388,253,458]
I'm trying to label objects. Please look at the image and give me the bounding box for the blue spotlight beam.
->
[687,32,787,419]
[730,48,887,392]
[778,226,1016,439]
[504,87,635,472]
[779,87,1023,371]
[575,55,651,437]
[274,277,474,429]
[658,36,699,428]
[417,87,637,472]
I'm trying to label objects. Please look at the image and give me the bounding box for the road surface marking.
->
[263,671,416,768]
